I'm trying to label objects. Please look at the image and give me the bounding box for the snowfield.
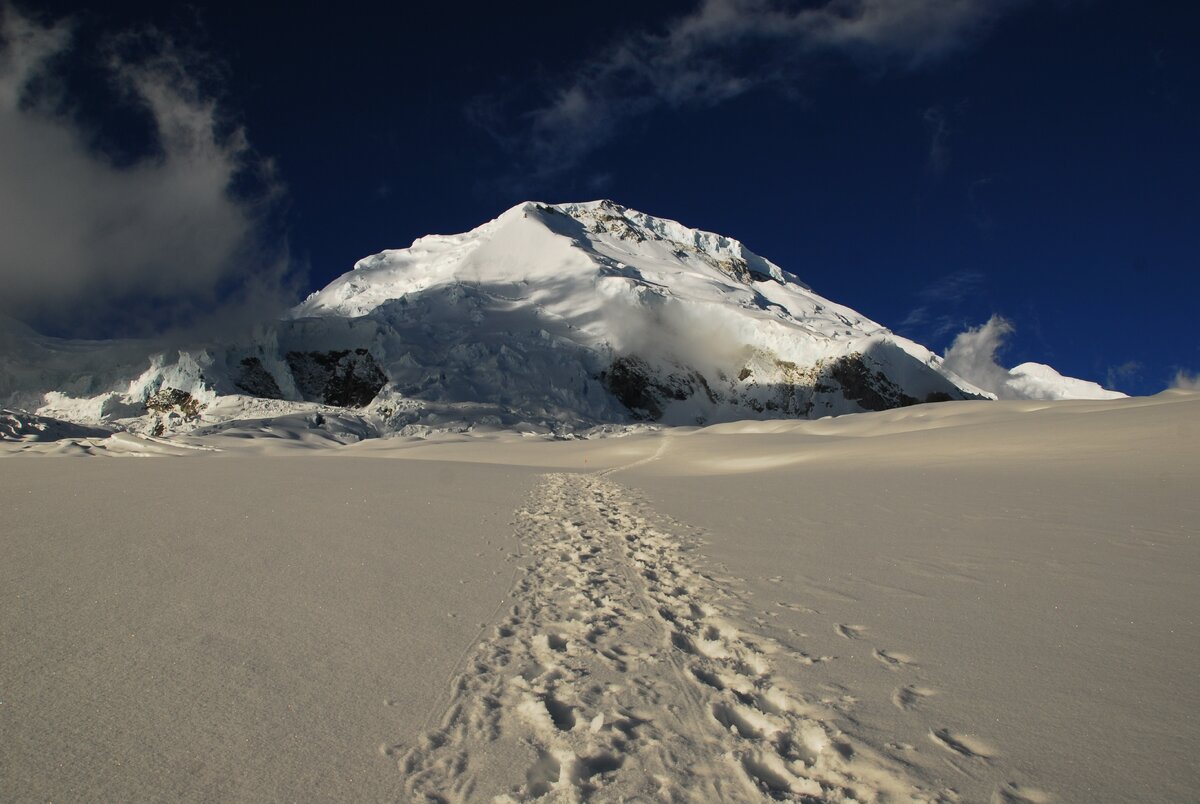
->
[2,391,1196,802]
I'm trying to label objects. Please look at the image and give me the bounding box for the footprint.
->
[931,728,997,760]
[776,601,819,614]
[543,695,576,732]
[575,752,623,782]
[690,665,726,690]
[711,701,768,739]
[835,623,866,640]
[740,751,812,798]
[524,750,562,797]
[892,685,936,711]
[874,649,915,668]
[524,657,557,680]
[994,781,1056,803]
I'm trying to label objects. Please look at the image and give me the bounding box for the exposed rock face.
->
[144,387,206,436]
[145,387,204,419]
[824,354,918,411]
[584,199,648,242]
[234,357,284,399]
[601,351,950,422]
[600,356,712,421]
[285,349,387,407]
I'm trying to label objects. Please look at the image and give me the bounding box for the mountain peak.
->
[278,200,983,429]
[297,199,800,322]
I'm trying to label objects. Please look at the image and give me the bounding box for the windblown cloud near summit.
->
[0,4,294,337]
[474,0,1028,176]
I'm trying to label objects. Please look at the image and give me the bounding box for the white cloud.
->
[485,0,1028,176]
[942,313,1016,398]
[944,315,1128,401]
[1170,370,1200,391]
[0,4,294,337]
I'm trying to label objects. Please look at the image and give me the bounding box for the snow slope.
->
[0,409,112,442]
[1006,361,1126,400]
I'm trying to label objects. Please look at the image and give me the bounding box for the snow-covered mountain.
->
[276,200,985,429]
[1004,362,1125,401]
[2,200,1124,438]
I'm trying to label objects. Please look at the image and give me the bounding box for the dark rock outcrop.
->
[600,356,695,420]
[823,353,918,411]
[285,349,387,407]
[234,357,283,399]
[600,356,719,421]
[603,351,945,422]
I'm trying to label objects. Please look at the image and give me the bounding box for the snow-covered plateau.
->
[3,391,1197,802]
[1,201,1123,441]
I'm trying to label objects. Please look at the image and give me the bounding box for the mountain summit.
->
[6,200,1123,438]
[276,199,984,430]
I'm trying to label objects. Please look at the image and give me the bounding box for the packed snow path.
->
[398,470,926,802]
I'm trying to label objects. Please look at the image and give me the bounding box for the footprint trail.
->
[398,473,930,801]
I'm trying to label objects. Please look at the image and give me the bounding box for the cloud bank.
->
[476,0,1028,176]
[0,4,294,338]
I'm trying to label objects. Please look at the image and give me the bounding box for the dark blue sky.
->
[4,1,1198,394]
